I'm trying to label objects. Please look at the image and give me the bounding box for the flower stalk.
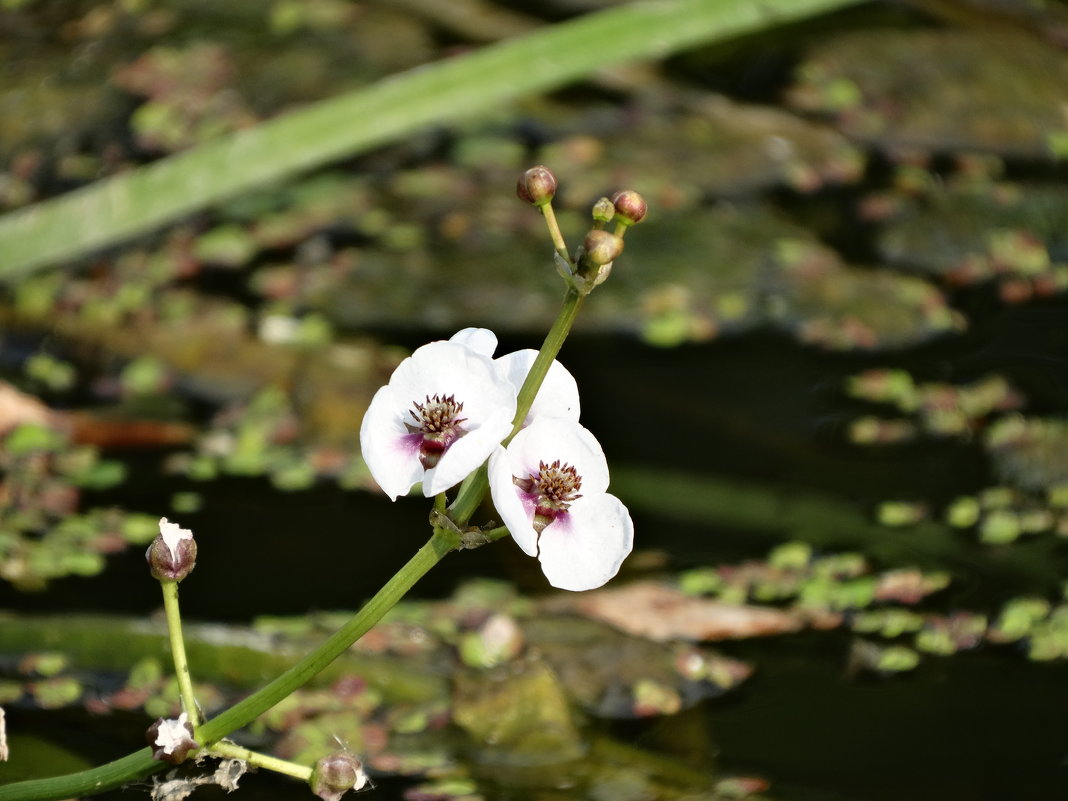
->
[160,579,202,729]
[540,200,571,267]
[208,741,312,782]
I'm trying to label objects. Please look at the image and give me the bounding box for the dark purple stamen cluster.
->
[407,394,468,470]
[514,459,583,534]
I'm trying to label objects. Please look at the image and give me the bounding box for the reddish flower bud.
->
[611,190,648,225]
[146,713,198,764]
[516,165,557,206]
[310,752,369,801]
[146,518,197,582]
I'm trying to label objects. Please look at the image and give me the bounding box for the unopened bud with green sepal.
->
[516,165,557,206]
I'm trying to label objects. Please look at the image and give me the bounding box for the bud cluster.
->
[517,165,646,296]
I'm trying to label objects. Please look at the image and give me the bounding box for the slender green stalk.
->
[0,528,460,801]
[508,288,584,440]
[207,741,312,782]
[481,526,510,542]
[449,464,490,527]
[160,579,202,728]
[0,0,869,279]
[539,202,571,266]
[197,528,456,742]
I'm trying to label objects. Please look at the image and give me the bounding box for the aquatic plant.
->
[0,163,649,800]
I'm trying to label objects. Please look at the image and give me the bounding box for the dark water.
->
[711,634,1068,801]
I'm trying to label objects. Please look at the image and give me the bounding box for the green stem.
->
[481,525,510,542]
[161,579,202,729]
[447,288,584,524]
[0,528,460,801]
[207,741,312,782]
[508,288,584,441]
[539,201,571,266]
[449,464,490,526]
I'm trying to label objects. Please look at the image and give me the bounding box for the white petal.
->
[450,328,498,357]
[489,445,538,556]
[507,418,610,496]
[537,493,633,591]
[158,518,192,560]
[496,350,580,426]
[155,712,192,754]
[361,339,517,499]
[359,384,423,501]
[391,342,515,438]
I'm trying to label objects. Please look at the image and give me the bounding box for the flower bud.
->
[575,229,625,292]
[146,712,198,764]
[147,517,197,582]
[591,197,615,224]
[516,165,557,206]
[611,190,648,225]
[310,752,369,801]
[580,229,624,269]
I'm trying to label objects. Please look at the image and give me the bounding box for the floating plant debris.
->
[789,27,1068,158]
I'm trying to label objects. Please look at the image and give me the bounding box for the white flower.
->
[360,330,517,500]
[489,417,633,591]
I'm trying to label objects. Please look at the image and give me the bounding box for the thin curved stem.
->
[539,202,571,267]
[506,288,584,443]
[161,579,202,728]
[208,741,312,782]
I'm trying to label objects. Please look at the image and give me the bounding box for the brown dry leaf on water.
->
[0,380,194,447]
[0,381,53,433]
[548,581,809,642]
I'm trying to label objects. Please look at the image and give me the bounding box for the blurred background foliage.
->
[2,1,1068,800]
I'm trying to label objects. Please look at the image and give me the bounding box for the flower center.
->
[407,394,468,470]
[514,459,583,534]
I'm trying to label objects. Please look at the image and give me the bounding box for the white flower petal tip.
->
[488,418,632,592]
[449,327,499,357]
[158,517,193,560]
[360,332,517,500]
